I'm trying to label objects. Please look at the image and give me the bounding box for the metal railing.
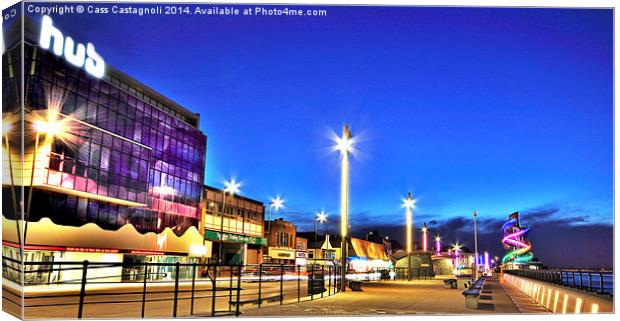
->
[504,269,613,297]
[2,256,342,319]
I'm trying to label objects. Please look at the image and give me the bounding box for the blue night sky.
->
[29,4,613,267]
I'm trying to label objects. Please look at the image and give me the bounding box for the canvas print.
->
[1,1,614,319]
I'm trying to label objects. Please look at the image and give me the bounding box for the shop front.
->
[267,247,296,264]
[204,230,267,265]
[1,216,211,284]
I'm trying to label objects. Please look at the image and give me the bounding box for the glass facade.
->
[3,39,207,236]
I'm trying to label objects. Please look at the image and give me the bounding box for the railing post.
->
[321,265,325,298]
[328,266,332,296]
[280,264,284,305]
[211,265,217,316]
[77,260,89,319]
[141,262,148,318]
[297,265,301,302]
[190,262,197,315]
[579,272,583,289]
[258,263,263,307]
[598,273,604,294]
[172,262,180,317]
[310,264,314,300]
[229,265,234,312]
[235,265,242,316]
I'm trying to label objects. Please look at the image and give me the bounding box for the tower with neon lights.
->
[501,211,534,269]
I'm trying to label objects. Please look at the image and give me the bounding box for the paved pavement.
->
[243,277,523,316]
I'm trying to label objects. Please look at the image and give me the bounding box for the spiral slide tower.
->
[501,212,533,265]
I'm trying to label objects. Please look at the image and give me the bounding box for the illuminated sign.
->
[66,247,119,253]
[39,15,105,78]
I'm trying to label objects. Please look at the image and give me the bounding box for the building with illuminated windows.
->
[201,185,266,265]
[2,15,207,282]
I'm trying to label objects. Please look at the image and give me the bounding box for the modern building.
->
[2,15,207,283]
[201,185,266,265]
[264,218,298,264]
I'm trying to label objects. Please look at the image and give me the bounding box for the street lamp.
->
[334,125,353,292]
[453,243,462,271]
[218,178,241,264]
[267,196,284,236]
[25,114,68,241]
[421,223,428,252]
[2,117,21,248]
[315,211,328,242]
[402,192,415,281]
[435,235,441,255]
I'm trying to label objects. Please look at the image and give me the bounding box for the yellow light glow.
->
[553,290,559,313]
[562,294,568,313]
[591,303,599,313]
[316,211,328,223]
[546,288,551,308]
[404,192,413,253]
[575,298,582,313]
[435,236,441,242]
[421,226,427,233]
[339,125,351,238]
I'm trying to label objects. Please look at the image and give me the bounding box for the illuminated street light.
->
[421,223,428,252]
[223,178,241,195]
[2,115,21,247]
[435,235,441,255]
[25,113,69,241]
[267,196,285,236]
[315,211,328,242]
[453,243,462,270]
[402,192,415,281]
[334,125,353,292]
[217,178,242,264]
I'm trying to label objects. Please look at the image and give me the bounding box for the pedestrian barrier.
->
[2,256,342,319]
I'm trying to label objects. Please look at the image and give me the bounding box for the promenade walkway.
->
[242,277,523,316]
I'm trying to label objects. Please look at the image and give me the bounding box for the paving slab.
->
[242,277,523,317]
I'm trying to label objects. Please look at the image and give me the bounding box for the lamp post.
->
[473,210,479,278]
[421,223,428,252]
[218,178,240,265]
[2,120,21,248]
[453,243,461,272]
[334,125,353,292]
[25,115,65,241]
[267,196,284,236]
[435,235,441,256]
[402,192,415,281]
[315,211,328,242]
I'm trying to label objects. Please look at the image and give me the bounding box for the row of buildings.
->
[1,15,393,283]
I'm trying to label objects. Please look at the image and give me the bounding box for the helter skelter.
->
[501,212,533,267]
